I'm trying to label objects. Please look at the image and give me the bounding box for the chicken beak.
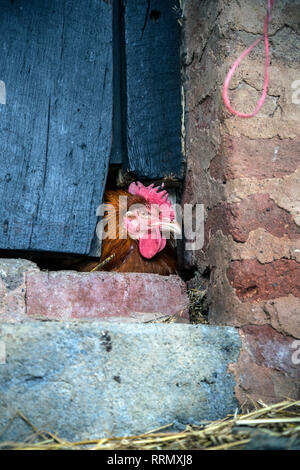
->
[159,220,182,237]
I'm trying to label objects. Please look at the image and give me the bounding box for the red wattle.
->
[139,228,166,259]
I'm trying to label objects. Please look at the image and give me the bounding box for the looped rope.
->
[222,0,274,118]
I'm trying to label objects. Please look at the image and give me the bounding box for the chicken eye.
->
[136,208,148,218]
[125,211,137,221]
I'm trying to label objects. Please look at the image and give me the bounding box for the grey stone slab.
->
[0,322,240,441]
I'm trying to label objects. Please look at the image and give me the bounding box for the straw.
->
[1,399,299,450]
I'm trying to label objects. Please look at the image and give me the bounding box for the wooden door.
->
[111,0,183,180]
[0,0,113,254]
[0,0,182,257]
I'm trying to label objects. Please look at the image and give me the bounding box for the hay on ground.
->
[0,399,299,450]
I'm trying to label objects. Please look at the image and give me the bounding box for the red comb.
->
[128,181,175,220]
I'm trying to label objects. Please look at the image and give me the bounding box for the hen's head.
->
[123,182,181,259]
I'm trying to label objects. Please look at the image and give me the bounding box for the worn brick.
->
[230,193,300,241]
[205,231,300,338]
[210,136,300,181]
[206,194,300,244]
[228,326,300,408]
[241,325,300,378]
[26,271,189,322]
[231,229,300,264]
[224,169,300,227]
[263,295,300,339]
[227,259,300,302]
[229,350,300,409]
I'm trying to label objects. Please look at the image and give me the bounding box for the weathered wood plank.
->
[0,0,112,254]
[110,0,124,165]
[122,0,183,180]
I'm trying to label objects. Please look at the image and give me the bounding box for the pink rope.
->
[222,0,274,118]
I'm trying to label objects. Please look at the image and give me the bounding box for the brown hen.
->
[77,182,181,275]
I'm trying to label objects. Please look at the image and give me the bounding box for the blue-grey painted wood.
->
[0,0,112,254]
[110,0,125,165]
[122,0,183,180]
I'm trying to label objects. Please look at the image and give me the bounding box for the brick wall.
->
[182,0,300,406]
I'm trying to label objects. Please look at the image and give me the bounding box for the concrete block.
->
[0,322,240,441]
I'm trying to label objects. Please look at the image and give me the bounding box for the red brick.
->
[241,325,300,378]
[228,326,300,408]
[206,194,300,243]
[26,271,190,322]
[227,259,300,302]
[210,136,300,181]
[229,350,300,409]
